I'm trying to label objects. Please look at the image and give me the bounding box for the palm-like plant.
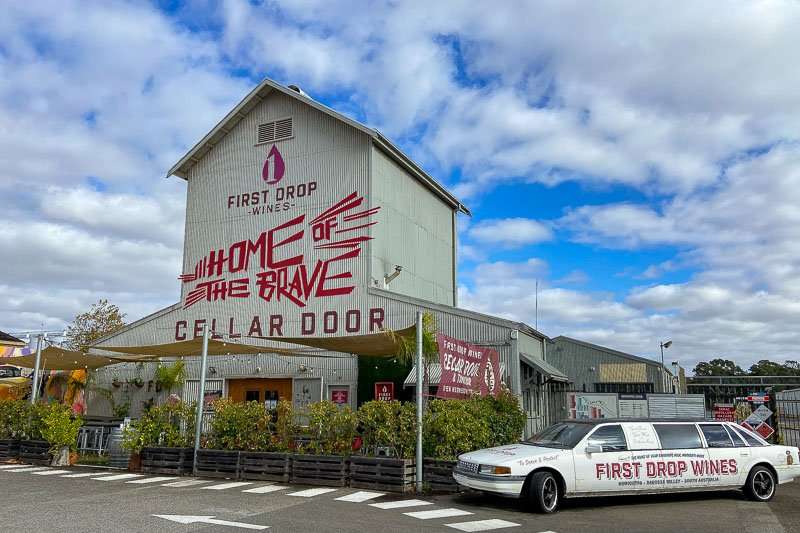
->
[394,312,439,399]
[154,360,186,394]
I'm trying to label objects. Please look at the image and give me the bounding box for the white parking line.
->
[94,473,144,481]
[61,472,110,478]
[33,470,69,476]
[287,488,339,498]
[126,476,176,484]
[334,491,386,503]
[445,519,520,532]
[162,479,213,488]
[0,464,25,470]
[404,508,474,520]
[369,499,433,510]
[202,482,253,490]
[7,467,50,473]
[242,485,288,494]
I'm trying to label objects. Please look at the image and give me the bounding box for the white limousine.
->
[454,419,800,513]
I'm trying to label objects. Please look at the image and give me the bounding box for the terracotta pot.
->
[69,451,79,465]
[128,452,142,472]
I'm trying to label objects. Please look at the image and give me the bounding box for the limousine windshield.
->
[524,422,593,448]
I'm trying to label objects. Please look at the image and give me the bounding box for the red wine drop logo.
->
[262,144,285,184]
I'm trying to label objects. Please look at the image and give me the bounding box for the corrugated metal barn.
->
[87,78,567,435]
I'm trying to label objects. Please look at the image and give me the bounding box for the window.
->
[245,390,260,402]
[587,425,628,452]
[525,422,593,449]
[729,424,766,447]
[654,424,703,449]
[594,383,654,394]
[700,424,734,448]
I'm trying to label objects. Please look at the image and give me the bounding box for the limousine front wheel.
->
[745,466,776,502]
[527,471,561,513]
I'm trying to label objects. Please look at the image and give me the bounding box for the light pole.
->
[659,340,672,393]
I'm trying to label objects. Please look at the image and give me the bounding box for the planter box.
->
[291,454,349,487]
[20,440,51,466]
[0,439,20,461]
[239,452,291,483]
[349,456,415,493]
[195,449,240,479]
[424,458,460,493]
[141,447,194,475]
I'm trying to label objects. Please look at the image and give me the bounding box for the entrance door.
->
[228,378,293,405]
[698,423,744,486]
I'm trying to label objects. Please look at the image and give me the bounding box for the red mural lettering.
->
[180,193,379,310]
[369,308,385,331]
[175,320,187,341]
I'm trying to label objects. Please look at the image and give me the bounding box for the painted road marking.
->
[154,514,269,530]
[404,508,474,520]
[0,464,25,469]
[202,482,253,490]
[33,469,70,476]
[445,519,520,532]
[287,487,339,498]
[126,476,177,484]
[334,491,386,503]
[94,473,144,481]
[7,467,50,473]
[162,479,214,488]
[61,472,109,478]
[242,485,288,494]
[369,499,433,510]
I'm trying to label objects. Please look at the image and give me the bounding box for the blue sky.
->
[2,1,800,372]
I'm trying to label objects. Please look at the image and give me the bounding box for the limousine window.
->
[587,424,628,452]
[653,424,703,449]
[729,424,766,447]
[699,424,734,448]
[525,422,593,448]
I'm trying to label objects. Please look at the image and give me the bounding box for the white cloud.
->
[469,218,552,248]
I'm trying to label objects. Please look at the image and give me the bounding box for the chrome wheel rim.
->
[753,471,774,499]
[542,477,558,510]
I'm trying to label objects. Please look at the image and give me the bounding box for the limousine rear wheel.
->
[745,465,776,502]
[528,471,561,513]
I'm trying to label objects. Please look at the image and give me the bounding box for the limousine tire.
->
[527,471,561,513]
[744,465,776,502]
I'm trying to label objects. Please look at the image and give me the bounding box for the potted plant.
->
[40,403,83,466]
[351,400,417,493]
[154,360,186,395]
[20,402,51,465]
[122,400,196,475]
[127,363,145,388]
[292,401,356,487]
[0,399,27,460]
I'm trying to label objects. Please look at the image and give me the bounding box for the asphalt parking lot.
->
[0,464,797,532]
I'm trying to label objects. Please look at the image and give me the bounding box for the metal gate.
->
[777,388,800,447]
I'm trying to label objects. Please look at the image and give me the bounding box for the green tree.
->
[693,358,744,376]
[65,299,126,351]
[748,359,795,376]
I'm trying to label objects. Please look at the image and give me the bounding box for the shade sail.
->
[5,346,129,370]
[94,337,311,359]
[254,325,416,357]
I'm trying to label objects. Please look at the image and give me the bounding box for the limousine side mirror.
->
[585,444,603,455]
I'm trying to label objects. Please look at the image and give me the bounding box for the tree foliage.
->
[693,357,800,376]
[65,299,126,352]
[693,358,745,376]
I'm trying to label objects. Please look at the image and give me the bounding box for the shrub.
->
[0,399,29,439]
[301,400,357,455]
[476,389,526,448]
[24,402,52,441]
[272,400,297,452]
[122,401,196,453]
[40,403,83,453]
[207,399,272,451]
[422,397,492,460]
[357,400,416,459]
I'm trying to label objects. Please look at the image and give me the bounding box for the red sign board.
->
[330,388,349,405]
[374,382,395,402]
[713,404,735,422]
[435,333,501,399]
[740,421,755,432]
[755,422,775,440]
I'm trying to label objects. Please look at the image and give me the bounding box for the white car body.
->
[454,420,800,500]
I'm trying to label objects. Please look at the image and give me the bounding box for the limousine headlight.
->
[479,465,511,475]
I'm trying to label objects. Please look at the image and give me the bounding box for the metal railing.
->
[77,426,114,455]
[777,390,800,447]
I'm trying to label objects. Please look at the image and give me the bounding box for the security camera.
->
[394,265,402,272]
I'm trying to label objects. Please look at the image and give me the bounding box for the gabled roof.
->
[166,78,470,215]
[552,336,669,370]
[0,330,25,347]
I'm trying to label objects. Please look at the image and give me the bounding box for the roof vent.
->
[256,117,293,145]
[288,84,310,98]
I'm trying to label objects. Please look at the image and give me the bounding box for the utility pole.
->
[30,333,44,404]
[415,312,424,493]
[193,324,210,475]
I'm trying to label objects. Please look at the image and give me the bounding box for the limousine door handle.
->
[739,450,751,457]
